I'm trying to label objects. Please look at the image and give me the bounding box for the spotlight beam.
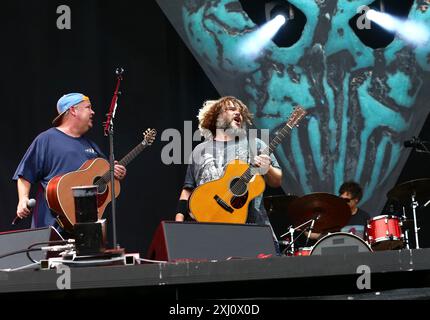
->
[366,9,429,46]
[240,15,287,58]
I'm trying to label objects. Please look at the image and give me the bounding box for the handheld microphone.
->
[11,199,36,225]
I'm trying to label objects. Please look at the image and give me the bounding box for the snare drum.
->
[366,215,404,251]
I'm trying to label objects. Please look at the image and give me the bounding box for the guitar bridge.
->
[214,195,234,213]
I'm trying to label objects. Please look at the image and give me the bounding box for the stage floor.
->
[1,248,430,299]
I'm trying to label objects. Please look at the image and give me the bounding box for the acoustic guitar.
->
[46,128,156,231]
[189,107,307,224]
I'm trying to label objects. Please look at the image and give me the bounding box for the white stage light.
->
[400,21,430,46]
[240,14,287,58]
[366,9,429,46]
[274,14,286,26]
[366,9,396,31]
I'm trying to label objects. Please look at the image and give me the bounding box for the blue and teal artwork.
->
[157,0,430,214]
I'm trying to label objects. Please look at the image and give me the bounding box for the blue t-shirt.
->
[13,128,104,228]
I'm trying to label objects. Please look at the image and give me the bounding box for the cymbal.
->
[264,194,299,214]
[287,193,351,233]
[387,178,430,203]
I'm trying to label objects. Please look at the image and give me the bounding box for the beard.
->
[216,115,247,138]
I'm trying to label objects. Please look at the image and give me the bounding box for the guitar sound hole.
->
[93,177,107,194]
[230,178,247,196]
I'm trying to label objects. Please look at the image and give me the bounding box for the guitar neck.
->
[118,142,149,167]
[98,141,149,184]
[265,122,293,155]
[241,123,293,183]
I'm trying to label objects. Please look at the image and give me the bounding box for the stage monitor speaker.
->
[147,221,277,261]
[0,227,63,269]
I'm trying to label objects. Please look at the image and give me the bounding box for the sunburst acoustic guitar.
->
[46,128,156,231]
[189,107,307,224]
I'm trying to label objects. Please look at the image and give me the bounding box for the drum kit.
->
[264,178,430,256]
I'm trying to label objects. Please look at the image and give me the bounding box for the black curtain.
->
[0,0,429,254]
[0,0,220,254]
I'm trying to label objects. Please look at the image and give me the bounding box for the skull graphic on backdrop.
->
[157,0,430,213]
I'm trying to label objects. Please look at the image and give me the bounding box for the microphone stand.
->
[305,218,316,247]
[280,219,315,255]
[415,142,430,155]
[103,67,124,250]
[406,137,430,155]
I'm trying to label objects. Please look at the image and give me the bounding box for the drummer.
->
[338,181,371,239]
[305,181,370,241]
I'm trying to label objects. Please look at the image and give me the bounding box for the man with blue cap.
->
[13,93,127,230]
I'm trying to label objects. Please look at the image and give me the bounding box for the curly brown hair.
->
[198,96,253,138]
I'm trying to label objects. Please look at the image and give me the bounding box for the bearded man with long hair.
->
[175,96,282,231]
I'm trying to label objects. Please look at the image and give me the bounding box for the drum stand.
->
[402,206,410,249]
[280,218,316,255]
[411,193,420,249]
[280,226,297,254]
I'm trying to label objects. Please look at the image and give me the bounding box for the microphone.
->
[11,199,36,225]
[115,67,125,76]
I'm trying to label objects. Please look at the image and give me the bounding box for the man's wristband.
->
[176,199,188,215]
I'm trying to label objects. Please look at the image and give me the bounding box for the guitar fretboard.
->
[96,141,149,186]
[240,123,293,184]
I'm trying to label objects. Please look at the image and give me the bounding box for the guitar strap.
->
[234,137,253,164]
[247,137,255,165]
[214,141,225,170]
[214,137,256,171]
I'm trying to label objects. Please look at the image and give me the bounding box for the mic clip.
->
[404,137,430,154]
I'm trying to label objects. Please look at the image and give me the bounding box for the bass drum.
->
[311,232,372,256]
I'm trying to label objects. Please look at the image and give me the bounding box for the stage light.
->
[240,14,287,58]
[265,1,294,22]
[366,9,429,46]
[366,9,396,31]
[274,14,287,26]
[401,21,430,46]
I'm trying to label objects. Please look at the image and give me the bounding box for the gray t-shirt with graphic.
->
[184,138,280,225]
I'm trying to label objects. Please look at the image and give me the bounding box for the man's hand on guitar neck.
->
[253,154,271,174]
[254,155,282,188]
[114,160,127,180]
